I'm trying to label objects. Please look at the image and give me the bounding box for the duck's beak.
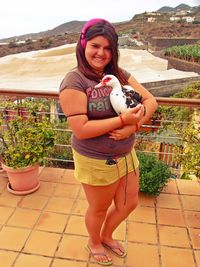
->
[95,80,106,88]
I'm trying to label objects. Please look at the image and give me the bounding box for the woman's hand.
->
[109,125,135,140]
[122,104,144,125]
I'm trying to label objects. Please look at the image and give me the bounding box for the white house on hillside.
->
[182,16,195,23]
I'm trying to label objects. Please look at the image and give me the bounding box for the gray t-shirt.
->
[59,68,135,159]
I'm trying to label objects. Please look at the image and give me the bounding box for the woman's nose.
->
[97,48,104,56]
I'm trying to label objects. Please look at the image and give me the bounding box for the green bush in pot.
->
[137,152,171,196]
[0,116,55,168]
[0,112,55,194]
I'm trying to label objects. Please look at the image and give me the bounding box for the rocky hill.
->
[157,4,191,13]
[0,3,199,58]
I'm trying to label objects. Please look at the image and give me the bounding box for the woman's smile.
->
[85,36,112,73]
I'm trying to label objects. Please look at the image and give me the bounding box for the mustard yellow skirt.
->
[72,148,139,186]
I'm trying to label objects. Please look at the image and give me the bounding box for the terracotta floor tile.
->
[0,190,22,207]
[54,183,80,198]
[23,230,61,256]
[1,168,199,267]
[127,222,157,244]
[65,215,87,236]
[0,176,7,193]
[0,206,14,224]
[78,188,87,200]
[72,199,88,215]
[181,195,200,211]
[56,235,88,261]
[157,208,185,226]
[157,193,181,209]
[177,179,200,195]
[0,250,18,267]
[126,243,159,267]
[61,169,80,185]
[184,211,200,228]
[195,250,200,267]
[35,211,68,232]
[37,181,57,196]
[163,179,178,194]
[188,228,200,249]
[14,254,52,267]
[19,195,49,210]
[128,206,156,223]
[160,246,196,267]
[7,208,41,228]
[159,225,190,248]
[113,221,126,241]
[45,197,74,214]
[52,258,87,267]
[138,192,156,207]
[0,226,30,250]
[39,167,65,182]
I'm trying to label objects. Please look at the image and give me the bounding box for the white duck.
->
[95,74,143,114]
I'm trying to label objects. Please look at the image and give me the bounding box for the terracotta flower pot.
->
[2,163,40,195]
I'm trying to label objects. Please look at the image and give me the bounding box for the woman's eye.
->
[92,44,99,48]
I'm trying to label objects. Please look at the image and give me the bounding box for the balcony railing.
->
[1,89,200,177]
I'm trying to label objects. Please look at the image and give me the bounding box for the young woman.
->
[59,18,158,266]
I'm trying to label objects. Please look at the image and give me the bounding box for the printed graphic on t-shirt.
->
[86,86,116,118]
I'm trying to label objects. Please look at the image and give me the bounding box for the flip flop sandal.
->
[102,242,127,258]
[85,244,113,266]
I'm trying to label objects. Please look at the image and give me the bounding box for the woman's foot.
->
[101,239,126,258]
[86,243,113,266]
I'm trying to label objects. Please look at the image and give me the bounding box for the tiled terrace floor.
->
[0,167,199,267]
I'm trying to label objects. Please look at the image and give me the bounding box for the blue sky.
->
[0,0,199,39]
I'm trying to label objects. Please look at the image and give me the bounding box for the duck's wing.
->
[122,86,143,103]
[122,85,134,91]
[110,91,128,114]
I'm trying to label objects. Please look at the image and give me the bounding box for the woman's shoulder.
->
[59,68,87,92]
[120,67,131,79]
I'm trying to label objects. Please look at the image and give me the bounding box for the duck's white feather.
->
[95,74,142,115]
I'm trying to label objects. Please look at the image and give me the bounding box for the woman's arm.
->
[59,89,144,139]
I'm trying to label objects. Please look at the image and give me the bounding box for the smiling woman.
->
[59,18,158,265]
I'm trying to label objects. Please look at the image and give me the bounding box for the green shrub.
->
[137,152,171,196]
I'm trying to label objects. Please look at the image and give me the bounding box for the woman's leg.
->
[82,180,121,262]
[101,168,139,255]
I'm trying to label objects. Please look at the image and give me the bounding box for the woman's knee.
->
[127,195,138,211]
[116,194,138,215]
[88,201,112,218]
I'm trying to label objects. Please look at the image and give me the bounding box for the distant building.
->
[146,12,160,16]
[170,16,195,23]
[176,10,188,16]
[182,16,195,23]
[148,17,156,22]
[170,16,181,21]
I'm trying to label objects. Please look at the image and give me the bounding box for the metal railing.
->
[1,89,200,176]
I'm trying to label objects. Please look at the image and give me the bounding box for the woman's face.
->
[85,36,112,74]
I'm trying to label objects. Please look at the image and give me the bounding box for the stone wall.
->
[148,38,199,51]
[167,57,200,74]
[142,76,200,97]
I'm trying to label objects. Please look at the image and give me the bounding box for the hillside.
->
[0,3,199,58]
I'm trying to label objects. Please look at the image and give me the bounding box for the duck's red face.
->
[101,76,112,86]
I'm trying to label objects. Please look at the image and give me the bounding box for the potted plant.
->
[0,98,50,122]
[0,112,55,195]
[137,152,171,196]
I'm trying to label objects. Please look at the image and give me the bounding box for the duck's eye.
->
[104,77,112,82]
